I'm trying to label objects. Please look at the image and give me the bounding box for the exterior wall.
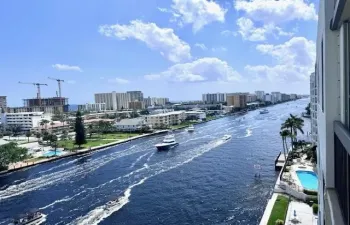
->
[128,101,144,110]
[116,93,129,110]
[246,94,257,103]
[127,91,144,102]
[95,93,116,110]
[185,111,206,120]
[202,93,226,103]
[0,96,7,110]
[78,103,106,112]
[264,94,272,102]
[271,92,282,102]
[1,112,51,131]
[255,91,265,100]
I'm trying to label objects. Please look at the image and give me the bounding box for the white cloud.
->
[245,37,315,82]
[145,57,242,83]
[66,80,76,84]
[236,17,293,41]
[221,30,237,37]
[170,0,226,32]
[194,43,207,50]
[234,0,318,24]
[211,47,227,52]
[99,20,191,63]
[52,64,82,72]
[108,77,130,84]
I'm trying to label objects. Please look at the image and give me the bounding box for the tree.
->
[42,131,50,144]
[139,109,150,115]
[40,119,50,130]
[74,111,87,148]
[0,142,28,171]
[130,111,139,118]
[280,129,291,160]
[305,103,311,115]
[281,114,304,150]
[49,134,58,155]
[25,131,31,143]
[35,132,41,141]
[88,124,94,138]
[9,125,22,137]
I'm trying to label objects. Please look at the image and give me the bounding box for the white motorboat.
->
[259,109,269,114]
[155,133,179,150]
[12,211,46,225]
[105,199,120,211]
[222,135,232,141]
[187,125,195,132]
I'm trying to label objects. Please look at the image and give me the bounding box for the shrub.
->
[306,196,318,206]
[303,189,318,196]
[275,219,284,225]
[312,204,318,215]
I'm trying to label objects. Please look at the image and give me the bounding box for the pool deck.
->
[285,201,318,225]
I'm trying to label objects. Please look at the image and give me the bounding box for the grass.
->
[170,121,196,129]
[267,195,289,225]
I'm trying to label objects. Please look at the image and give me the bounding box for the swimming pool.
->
[43,150,64,157]
[296,170,318,191]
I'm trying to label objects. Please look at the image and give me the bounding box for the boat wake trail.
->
[129,152,151,169]
[0,144,152,201]
[68,138,226,225]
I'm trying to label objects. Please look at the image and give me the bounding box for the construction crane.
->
[18,82,48,105]
[48,77,65,98]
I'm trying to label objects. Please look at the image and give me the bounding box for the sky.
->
[0,0,318,106]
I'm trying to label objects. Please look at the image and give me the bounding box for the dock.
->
[274,152,286,171]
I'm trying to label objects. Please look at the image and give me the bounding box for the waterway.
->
[0,99,310,225]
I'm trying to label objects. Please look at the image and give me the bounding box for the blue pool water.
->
[296,170,318,190]
[43,150,64,157]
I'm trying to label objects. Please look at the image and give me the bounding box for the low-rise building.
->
[185,111,206,120]
[145,111,186,128]
[1,112,51,131]
[149,109,174,115]
[115,118,147,132]
[78,103,106,112]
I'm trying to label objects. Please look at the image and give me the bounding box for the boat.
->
[155,133,179,150]
[222,135,232,141]
[259,109,269,114]
[12,211,46,225]
[105,199,120,210]
[187,125,195,132]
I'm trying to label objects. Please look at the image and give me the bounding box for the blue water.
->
[296,170,318,191]
[0,99,310,225]
[43,150,64,157]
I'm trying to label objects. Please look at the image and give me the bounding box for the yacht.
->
[222,135,232,141]
[155,133,179,150]
[12,212,46,225]
[187,125,195,132]
[259,109,269,114]
[105,199,120,211]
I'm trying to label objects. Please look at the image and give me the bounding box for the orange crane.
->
[18,82,48,105]
[48,77,65,98]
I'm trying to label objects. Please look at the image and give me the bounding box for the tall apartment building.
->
[290,94,297,100]
[202,93,226,103]
[271,92,282,102]
[264,94,272,102]
[145,111,186,128]
[127,91,144,102]
[78,103,106,112]
[116,93,129,110]
[316,1,350,224]
[310,72,318,144]
[246,94,257,103]
[255,91,265,101]
[128,101,144,110]
[226,94,247,108]
[95,92,117,110]
[281,94,290,102]
[0,96,7,111]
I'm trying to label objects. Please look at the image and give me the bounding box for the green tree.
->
[88,124,94,138]
[281,114,304,150]
[280,129,291,160]
[139,110,150,115]
[25,131,31,143]
[40,119,50,130]
[49,134,58,155]
[35,132,41,141]
[130,111,139,118]
[0,142,28,171]
[74,111,87,148]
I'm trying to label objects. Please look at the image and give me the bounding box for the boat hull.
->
[155,142,179,151]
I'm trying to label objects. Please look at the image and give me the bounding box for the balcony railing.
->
[333,121,350,224]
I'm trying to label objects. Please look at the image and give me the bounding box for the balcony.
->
[333,121,350,224]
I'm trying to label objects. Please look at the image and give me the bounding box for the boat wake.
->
[129,152,151,169]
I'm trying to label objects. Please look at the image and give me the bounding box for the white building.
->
[78,103,106,112]
[116,93,129,110]
[316,1,350,224]
[290,94,297,100]
[0,112,51,131]
[145,111,186,128]
[185,111,206,120]
[115,118,147,132]
[264,94,272,102]
[310,72,318,144]
[0,96,6,111]
[149,109,174,115]
[255,91,265,101]
[127,91,143,102]
[202,93,226,103]
[95,92,117,110]
[246,94,257,103]
[271,92,282,102]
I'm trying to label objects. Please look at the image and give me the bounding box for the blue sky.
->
[0,0,318,106]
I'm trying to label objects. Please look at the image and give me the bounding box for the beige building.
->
[128,101,144,110]
[145,111,186,128]
[226,94,247,108]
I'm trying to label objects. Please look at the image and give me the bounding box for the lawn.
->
[97,133,140,140]
[170,121,196,129]
[58,139,116,150]
[267,195,289,225]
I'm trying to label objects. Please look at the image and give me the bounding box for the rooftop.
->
[146,111,185,117]
[115,118,144,126]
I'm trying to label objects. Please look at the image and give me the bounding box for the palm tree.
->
[41,119,50,130]
[281,114,304,150]
[25,131,31,143]
[280,129,291,160]
[35,132,41,142]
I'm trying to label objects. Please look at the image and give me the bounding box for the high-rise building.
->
[127,91,144,102]
[128,101,144,110]
[78,103,106,112]
[0,96,7,111]
[255,91,265,101]
[264,94,272,102]
[271,92,282,102]
[226,94,247,108]
[116,93,129,110]
[310,72,318,144]
[316,1,350,224]
[202,93,226,103]
[94,92,117,110]
[246,94,257,103]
